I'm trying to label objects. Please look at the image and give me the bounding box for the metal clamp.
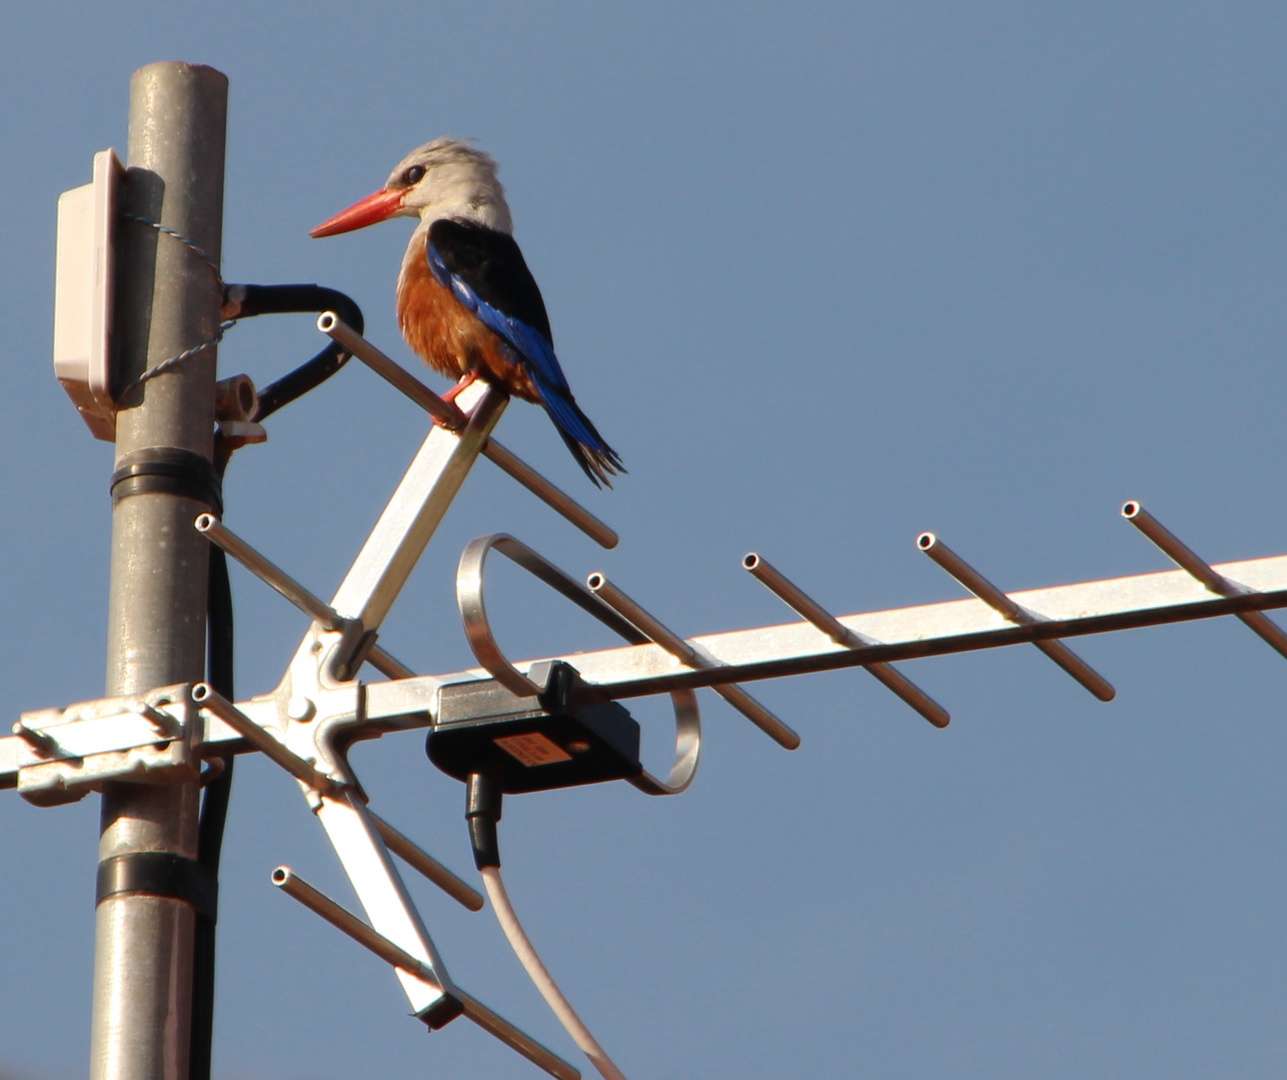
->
[456,534,701,795]
[14,684,201,807]
[192,683,340,794]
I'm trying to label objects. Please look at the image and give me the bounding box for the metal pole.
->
[90,62,227,1080]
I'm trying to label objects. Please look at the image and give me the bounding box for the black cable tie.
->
[96,851,220,922]
[110,448,223,515]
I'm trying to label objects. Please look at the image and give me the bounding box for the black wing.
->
[427,218,553,344]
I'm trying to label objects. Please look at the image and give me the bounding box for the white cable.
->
[480,865,630,1080]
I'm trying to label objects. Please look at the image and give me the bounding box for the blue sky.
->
[5,3,1287,1077]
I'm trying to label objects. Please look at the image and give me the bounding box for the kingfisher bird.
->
[310,138,624,487]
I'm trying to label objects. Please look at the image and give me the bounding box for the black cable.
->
[189,540,234,1080]
[199,543,235,861]
[220,284,364,422]
[465,767,504,870]
[186,283,363,1079]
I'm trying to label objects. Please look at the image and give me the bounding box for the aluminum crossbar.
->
[357,548,1287,721]
[9,551,1287,781]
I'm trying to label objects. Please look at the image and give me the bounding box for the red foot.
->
[441,371,480,405]
[430,372,480,430]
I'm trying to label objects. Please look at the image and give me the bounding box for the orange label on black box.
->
[493,731,573,767]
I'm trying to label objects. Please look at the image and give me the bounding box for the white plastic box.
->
[53,148,123,441]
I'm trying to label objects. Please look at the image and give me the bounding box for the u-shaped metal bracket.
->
[455,533,700,795]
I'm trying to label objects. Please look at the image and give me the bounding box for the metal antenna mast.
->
[91,63,226,1080]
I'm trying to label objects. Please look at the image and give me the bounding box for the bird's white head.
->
[310,137,513,239]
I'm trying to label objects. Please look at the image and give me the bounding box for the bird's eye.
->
[404,165,426,185]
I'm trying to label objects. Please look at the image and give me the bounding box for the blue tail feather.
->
[530,370,625,488]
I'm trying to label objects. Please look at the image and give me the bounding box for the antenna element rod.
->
[918,532,1115,702]
[743,552,950,727]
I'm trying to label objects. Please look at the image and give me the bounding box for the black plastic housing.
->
[428,661,641,794]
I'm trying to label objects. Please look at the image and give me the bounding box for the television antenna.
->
[11,61,1287,1080]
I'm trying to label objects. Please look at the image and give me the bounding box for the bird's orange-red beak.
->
[310,187,405,238]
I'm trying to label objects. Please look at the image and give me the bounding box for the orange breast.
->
[397,255,541,403]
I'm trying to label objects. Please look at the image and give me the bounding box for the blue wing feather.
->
[427,234,624,485]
